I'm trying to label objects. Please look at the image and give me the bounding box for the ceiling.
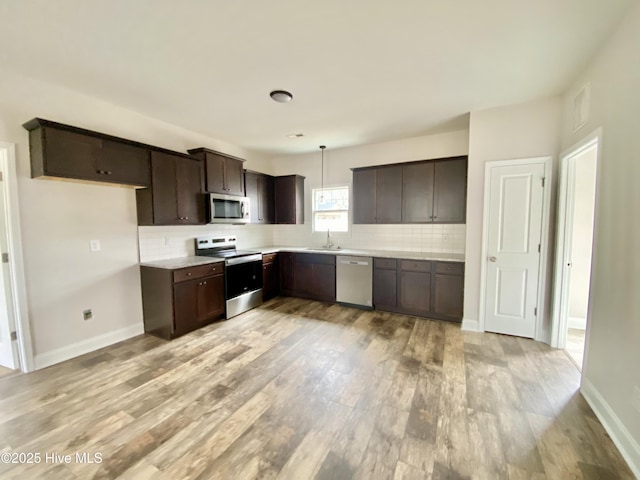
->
[0,0,632,155]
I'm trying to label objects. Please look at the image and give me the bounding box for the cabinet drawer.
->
[374,258,397,270]
[263,253,278,264]
[173,262,224,283]
[400,259,431,272]
[435,261,464,275]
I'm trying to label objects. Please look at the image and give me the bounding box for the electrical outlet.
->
[89,240,101,252]
[83,309,93,321]
[443,234,450,242]
[633,386,640,414]
[164,236,171,246]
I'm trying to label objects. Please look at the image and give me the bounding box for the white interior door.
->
[484,163,545,338]
[0,167,17,369]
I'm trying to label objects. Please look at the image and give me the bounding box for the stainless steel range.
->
[195,236,263,318]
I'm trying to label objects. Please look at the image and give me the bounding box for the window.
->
[313,186,349,232]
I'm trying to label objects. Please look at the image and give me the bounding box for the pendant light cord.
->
[319,145,326,201]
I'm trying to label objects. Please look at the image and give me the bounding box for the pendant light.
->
[319,145,326,202]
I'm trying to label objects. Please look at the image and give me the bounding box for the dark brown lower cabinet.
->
[278,252,336,302]
[141,262,225,340]
[262,253,279,301]
[373,257,464,322]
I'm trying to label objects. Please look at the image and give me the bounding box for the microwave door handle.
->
[241,201,245,218]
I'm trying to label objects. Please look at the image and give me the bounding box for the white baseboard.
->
[568,316,587,330]
[461,318,480,332]
[34,323,144,370]
[581,378,640,478]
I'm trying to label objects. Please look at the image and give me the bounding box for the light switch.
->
[90,240,101,252]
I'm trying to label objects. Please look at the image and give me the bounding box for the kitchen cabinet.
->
[136,151,206,225]
[376,165,403,223]
[279,252,296,295]
[140,262,225,340]
[352,156,467,224]
[433,158,467,223]
[293,253,336,302]
[373,258,397,310]
[245,170,275,224]
[274,175,305,224]
[373,257,464,322]
[23,118,150,186]
[353,169,377,224]
[278,252,336,302]
[188,148,245,196]
[262,253,280,300]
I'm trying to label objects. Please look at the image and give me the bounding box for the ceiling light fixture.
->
[270,90,293,103]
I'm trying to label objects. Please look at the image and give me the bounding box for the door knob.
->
[489,256,497,262]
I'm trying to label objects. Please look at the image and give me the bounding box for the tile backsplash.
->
[139,223,465,262]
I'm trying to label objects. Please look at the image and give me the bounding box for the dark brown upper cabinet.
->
[188,148,245,196]
[245,170,275,224]
[23,118,151,187]
[274,175,305,224]
[432,157,467,223]
[136,151,206,226]
[352,156,467,224]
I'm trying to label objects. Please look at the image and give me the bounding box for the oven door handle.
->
[225,254,263,266]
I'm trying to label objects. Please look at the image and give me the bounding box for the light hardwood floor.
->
[566,328,586,370]
[0,297,633,479]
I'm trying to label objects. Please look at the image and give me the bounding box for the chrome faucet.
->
[324,229,334,248]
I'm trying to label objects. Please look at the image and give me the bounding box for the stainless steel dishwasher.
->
[336,255,373,308]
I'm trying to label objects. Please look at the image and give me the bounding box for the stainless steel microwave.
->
[208,193,250,224]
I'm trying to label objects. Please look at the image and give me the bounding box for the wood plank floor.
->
[0,297,633,479]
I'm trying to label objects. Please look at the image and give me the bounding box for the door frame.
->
[550,128,602,350]
[0,142,33,372]
[478,156,552,341]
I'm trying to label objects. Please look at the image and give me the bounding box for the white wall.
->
[267,130,470,252]
[464,97,562,339]
[0,69,268,368]
[568,147,597,324]
[561,2,640,471]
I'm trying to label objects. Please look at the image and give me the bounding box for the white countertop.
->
[140,246,464,270]
[140,256,224,270]
[256,246,464,262]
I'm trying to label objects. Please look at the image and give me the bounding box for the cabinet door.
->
[176,158,205,224]
[224,158,245,196]
[402,162,434,223]
[376,165,403,223]
[197,274,225,321]
[205,152,227,194]
[433,158,467,223]
[150,151,179,224]
[173,280,200,336]
[260,174,275,224]
[279,252,296,294]
[44,128,101,179]
[314,264,336,302]
[433,274,464,321]
[263,259,280,300]
[399,270,431,315]
[99,140,150,186]
[274,176,295,224]
[294,261,315,298]
[373,268,397,309]
[244,171,260,223]
[353,169,377,224]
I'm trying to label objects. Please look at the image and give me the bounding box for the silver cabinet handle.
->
[489,256,497,262]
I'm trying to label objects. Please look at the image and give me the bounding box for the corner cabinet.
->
[140,262,225,340]
[373,257,464,322]
[188,148,245,196]
[274,175,305,224]
[23,118,151,186]
[352,156,467,224]
[245,170,275,224]
[136,151,206,225]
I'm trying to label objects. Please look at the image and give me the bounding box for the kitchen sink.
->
[305,246,342,251]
